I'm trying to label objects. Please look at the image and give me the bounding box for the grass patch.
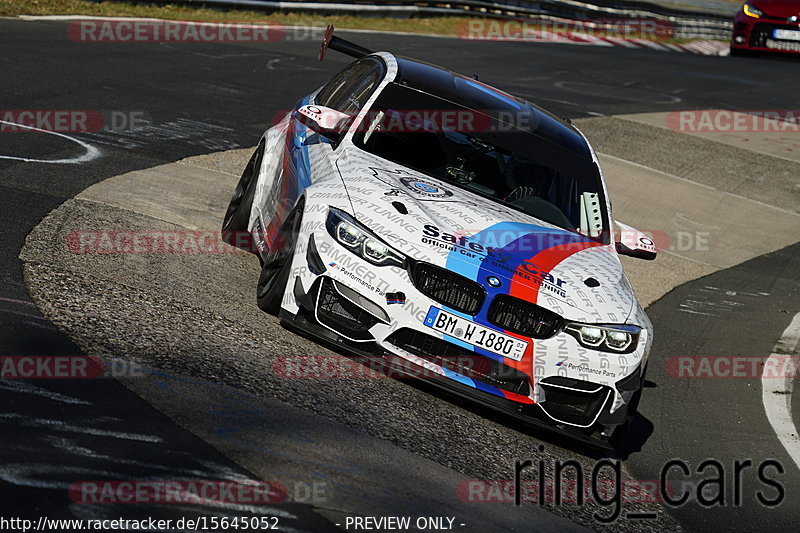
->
[0,0,725,43]
[0,0,467,34]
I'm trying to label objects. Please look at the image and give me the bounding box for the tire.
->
[256,203,303,315]
[221,140,264,249]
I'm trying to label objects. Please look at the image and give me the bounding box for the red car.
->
[731,0,800,55]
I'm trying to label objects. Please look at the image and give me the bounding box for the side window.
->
[315,58,383,115]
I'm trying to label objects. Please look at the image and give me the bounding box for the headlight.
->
[337,222,361,247]
[564,323,641,354]
[326,208,405,267]
[743,2,764,17]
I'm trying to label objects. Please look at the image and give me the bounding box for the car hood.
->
[752,0,800,18]
[334,149,637,324]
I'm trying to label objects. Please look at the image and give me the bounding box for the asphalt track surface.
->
[1,17,799,533]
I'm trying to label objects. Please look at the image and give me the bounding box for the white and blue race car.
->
[222,27,657,447]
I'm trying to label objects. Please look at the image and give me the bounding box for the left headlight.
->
[564,323,641,354]
[326,208,406,267]
[742,2,764,17]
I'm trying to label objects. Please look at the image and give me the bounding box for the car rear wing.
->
[319,25,374,61]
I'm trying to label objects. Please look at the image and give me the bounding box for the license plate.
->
[423,307,528,361]
[773,29,800,41]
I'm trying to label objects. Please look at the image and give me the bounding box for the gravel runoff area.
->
[20,147,681,533]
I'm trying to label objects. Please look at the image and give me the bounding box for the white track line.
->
[0,120,100,164]
[599,152,800,217]
[762,312,800,472]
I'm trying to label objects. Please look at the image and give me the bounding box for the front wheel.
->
[256,205,303,315]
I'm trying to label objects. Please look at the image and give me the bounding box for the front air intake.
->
[488,294,563,339]
[408,262,485,315]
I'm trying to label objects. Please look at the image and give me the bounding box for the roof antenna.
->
[472,74,480,80]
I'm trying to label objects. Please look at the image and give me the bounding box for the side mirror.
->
[615,221,657,260]
[294,104,350,143]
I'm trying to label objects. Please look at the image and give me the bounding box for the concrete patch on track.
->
[574,116,800,214]
[574,115,800,307]
[617,111,800,164]
[597,153,798,302]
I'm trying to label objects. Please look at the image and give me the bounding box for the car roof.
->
[393,56,592,158]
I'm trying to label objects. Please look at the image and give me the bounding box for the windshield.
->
[352,82,608,240]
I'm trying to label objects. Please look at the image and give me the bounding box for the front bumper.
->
[280,307,634,449]
[731,15,800,54]
[280,222,650,445]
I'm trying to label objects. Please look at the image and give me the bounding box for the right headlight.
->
[564,323,641,354]
[743,2,764,17]
[325,208,406,267]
